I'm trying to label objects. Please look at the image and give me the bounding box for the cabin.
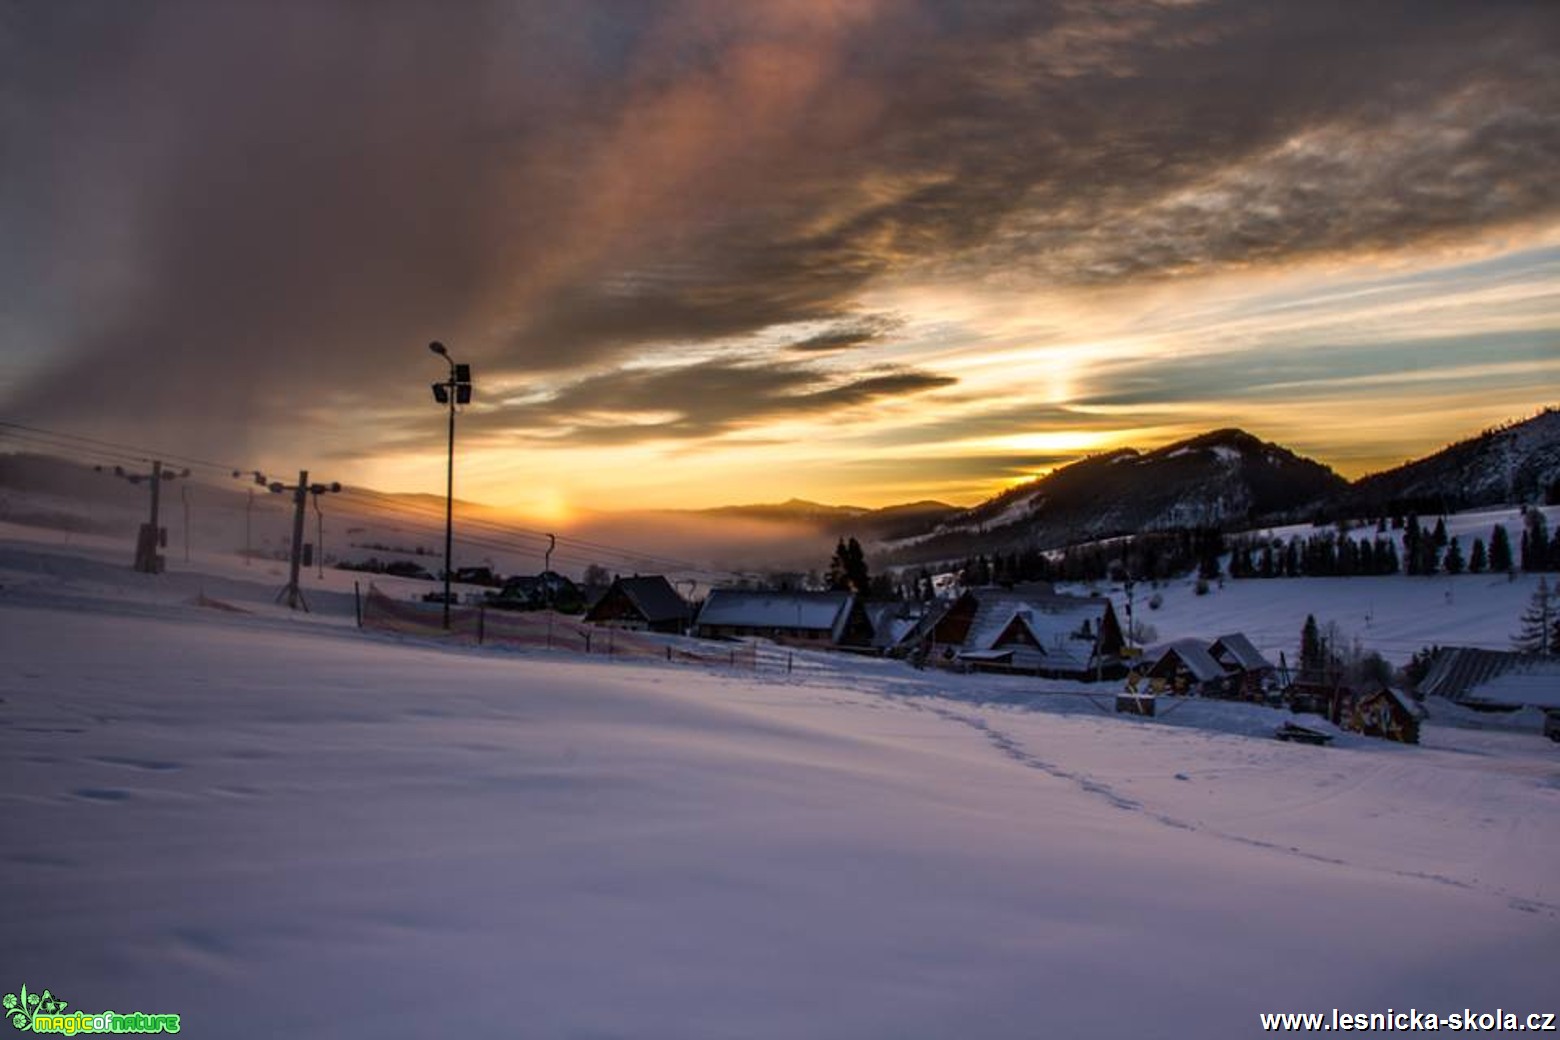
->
[1417,648,1560,712]
[1348,685,1423,744]
[1208,632,1276,698]
[693,589,873,647]
[1144,639,1231,697]
[485,570,583,612]
[583,575,690,634]
[863,601,926,655]
[909,586,1126,680]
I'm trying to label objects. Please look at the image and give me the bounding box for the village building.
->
[909,585,1126,680]
[1417,648,1560,712]
[1348,684,1424,744]
[1143,639,1231,697]
[693,589,873,647]
[485,570,583,613]
[863,601,926,655]
[583,575,690,634]
[1208,632,1277,698]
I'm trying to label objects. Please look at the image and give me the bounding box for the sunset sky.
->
[2,2,1557,518]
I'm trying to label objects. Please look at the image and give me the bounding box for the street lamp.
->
[429,341,472,629]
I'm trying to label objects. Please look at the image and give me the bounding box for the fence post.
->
[666,645,672,661]
[584,631,592,654]
[353,581,362,628]
[787,652,793,674]
[478,605,485,646]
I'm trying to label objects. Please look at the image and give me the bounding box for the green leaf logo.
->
[3,984,65,1030]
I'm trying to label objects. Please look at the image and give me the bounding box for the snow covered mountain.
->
[1346,408,1560,512]
[884,429,1347,562]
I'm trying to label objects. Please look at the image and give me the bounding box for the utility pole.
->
[427,341,473,629]
[250,469,341,611]
[100,460,190,573]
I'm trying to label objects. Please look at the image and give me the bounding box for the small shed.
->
[583,575,690,633]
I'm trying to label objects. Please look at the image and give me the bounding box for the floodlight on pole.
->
[428,340,472,629]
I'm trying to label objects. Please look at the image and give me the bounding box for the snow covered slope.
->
[2,535,1557,1038]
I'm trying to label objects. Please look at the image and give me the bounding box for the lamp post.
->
[429,341,472,630]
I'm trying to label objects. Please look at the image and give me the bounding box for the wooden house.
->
[1418,648,1560,712]
[1208,632,1276,699]
[910,586,1126,680]
[583,575,690,634]
[1348,685,1423,744]
[1144,640,1231,697]
[485,570,584,613]
[693,589,873,647]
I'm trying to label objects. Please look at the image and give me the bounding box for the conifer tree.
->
[1490,524,1514,572]
[1522,510,1551,571]
[1514,577,1556,655]
[1469,538,1487,574]
[1443,537,1464,575]
[1300,614,1324,682]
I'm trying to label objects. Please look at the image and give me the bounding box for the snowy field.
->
[2,529,1559,1038]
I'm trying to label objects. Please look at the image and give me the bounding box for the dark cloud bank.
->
[2,0,1557,457]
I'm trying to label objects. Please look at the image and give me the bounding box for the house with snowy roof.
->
[693,589,873,647]
[1418,648,1560,712]
[1208,632,1277,697]
[583,575,690,634]
[911,586,1125,680]
[862,601,926,654]
[1144,639,1232,697]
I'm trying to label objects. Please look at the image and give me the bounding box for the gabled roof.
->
[1148,639,1226,683]
[612,575,689,624]
[696,589,855,637]
[1419,647,1560,708]
[963,588,1113,654]
[1360,686,1427,719]
[864,602,924,649]
[1209,632,1274,672]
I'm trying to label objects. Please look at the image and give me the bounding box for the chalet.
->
[1348,684,1424,744]
[1144,639,1231,697]
[912,586,1126,680]
[863,601,925,654]
[693,589,873,647]
[1208,632,1276,698]
[1417,648,1560,712]
[485,570,583,612]
[583,575,690,634]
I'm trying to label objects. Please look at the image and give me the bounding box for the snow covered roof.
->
[864,602,923,649]
[1463,669,1560,711]
[1378,687,1428,719]
[1148,639,1227,683]
[964,588,1112,655]
[696,589,854,635]
[1209,632,1273,673]
[1419,647,1560,708]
